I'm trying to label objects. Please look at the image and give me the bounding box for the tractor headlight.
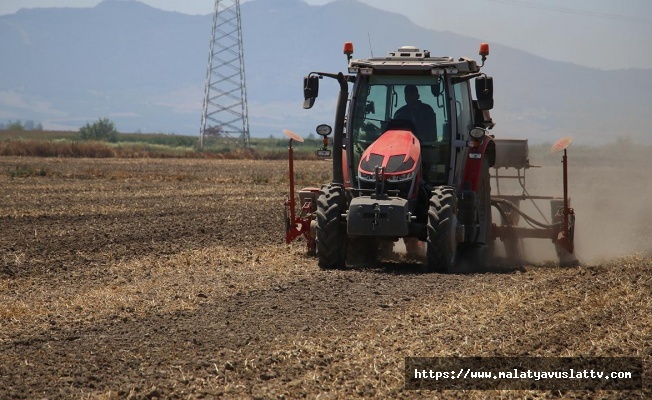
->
[387,171,415,182]
[359,172,375,182]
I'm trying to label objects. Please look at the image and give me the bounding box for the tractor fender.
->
[461,137,495,192]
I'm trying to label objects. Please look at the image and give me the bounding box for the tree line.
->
[0,120,43,131]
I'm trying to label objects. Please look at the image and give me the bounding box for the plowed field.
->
[1,155,650,399]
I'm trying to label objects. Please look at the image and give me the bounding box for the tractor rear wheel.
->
[315,184,347,269]
[464,156,494,267]
[426,186,458,273]
[475,157,492,245]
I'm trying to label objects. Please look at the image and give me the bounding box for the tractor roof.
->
[348,46,481,76]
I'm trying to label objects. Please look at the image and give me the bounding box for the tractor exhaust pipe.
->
[331,72,349,185]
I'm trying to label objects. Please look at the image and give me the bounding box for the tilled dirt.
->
[0,157,650,399]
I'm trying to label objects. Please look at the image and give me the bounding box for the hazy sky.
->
[1,0,651,70]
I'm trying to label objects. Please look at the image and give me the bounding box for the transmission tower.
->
[200,0,250,148]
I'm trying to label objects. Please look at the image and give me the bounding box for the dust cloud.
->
[492,142,652,265]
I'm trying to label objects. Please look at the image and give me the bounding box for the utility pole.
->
[200,0,250,148]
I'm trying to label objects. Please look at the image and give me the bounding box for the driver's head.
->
[404,85,420,104]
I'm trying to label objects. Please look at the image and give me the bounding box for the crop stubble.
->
[0,156,650,399]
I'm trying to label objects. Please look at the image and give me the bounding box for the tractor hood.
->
[358,129,421,180]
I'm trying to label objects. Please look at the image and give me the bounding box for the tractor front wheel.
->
[426,186,458,273]
[315,184,347,269]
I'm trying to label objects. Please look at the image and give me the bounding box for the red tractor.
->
[284,42,576,271]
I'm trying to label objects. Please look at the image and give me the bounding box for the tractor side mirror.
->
[475,76,494,110]
[303,75,320,109]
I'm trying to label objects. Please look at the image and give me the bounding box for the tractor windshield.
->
[350,75,451,185]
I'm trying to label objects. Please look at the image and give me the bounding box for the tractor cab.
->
[303,44,495,189]
[344,46,496,223]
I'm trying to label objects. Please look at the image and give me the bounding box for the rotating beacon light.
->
[479,42,490,67]
[344,42,354,62]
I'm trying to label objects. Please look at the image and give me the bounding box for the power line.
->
[482,0,652,25]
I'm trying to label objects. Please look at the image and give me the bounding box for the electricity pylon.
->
[200,0,250,148]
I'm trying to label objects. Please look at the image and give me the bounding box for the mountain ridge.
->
[1,0,649,143]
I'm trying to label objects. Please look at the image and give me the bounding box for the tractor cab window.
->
[350,75,452,185]
[351,76,447,145]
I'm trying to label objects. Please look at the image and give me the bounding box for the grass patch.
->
[7,164,48,178]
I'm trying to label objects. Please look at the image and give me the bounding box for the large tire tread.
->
[315,185,347,269]
[426,186,458,273]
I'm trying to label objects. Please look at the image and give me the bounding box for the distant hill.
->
[1,0,650,143]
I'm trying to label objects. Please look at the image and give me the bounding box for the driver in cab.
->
[394,84,437,142]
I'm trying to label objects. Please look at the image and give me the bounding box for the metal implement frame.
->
[284,136,318,254]
[490,143,575,254]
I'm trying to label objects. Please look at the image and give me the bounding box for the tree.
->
[79,118,118,142]
[7,120,24,130]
